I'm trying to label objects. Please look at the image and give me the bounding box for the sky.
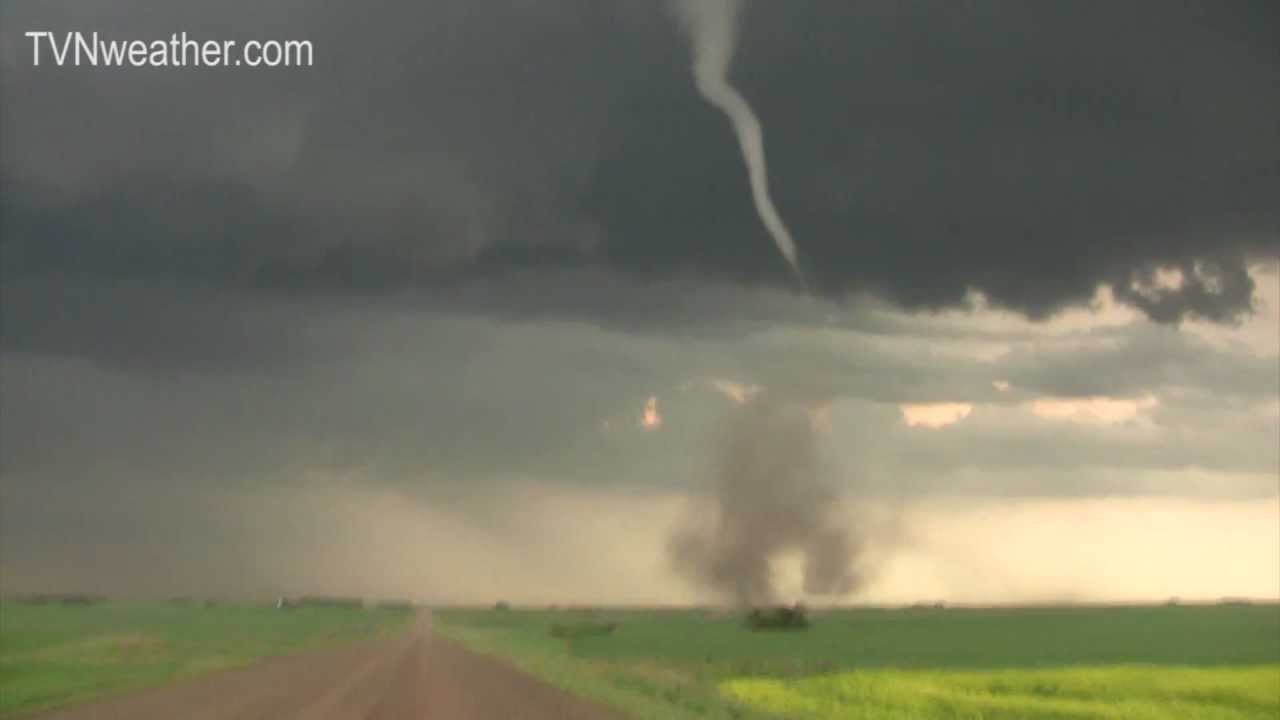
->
[1,0,1277,605]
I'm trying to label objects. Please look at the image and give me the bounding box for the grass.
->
[432,604,1280,719]
[722,666,1280,719]
[0,600,413,717]
[434,609,749,719]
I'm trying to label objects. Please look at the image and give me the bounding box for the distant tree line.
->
[9,593,105,606]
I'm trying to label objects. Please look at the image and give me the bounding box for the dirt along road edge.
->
[34,611,621,720]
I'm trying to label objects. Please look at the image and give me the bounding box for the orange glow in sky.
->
[641,396,662,430]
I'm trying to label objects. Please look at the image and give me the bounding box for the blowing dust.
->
[668,393,865,605]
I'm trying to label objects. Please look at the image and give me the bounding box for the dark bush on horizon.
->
[549,620,618,639]
[745,603,809,631]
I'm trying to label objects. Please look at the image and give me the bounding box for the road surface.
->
[36,614,620,720]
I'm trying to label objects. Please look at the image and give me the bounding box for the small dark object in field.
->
[745,603,809,631]
[494,600,511,611]
[549,621,618,639]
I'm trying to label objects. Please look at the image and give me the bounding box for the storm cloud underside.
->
[1,0,1278,602]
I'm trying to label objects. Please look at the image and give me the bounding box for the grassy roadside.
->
[432,605,1280,719]
[432,609,769,719]
[0,601,414,718]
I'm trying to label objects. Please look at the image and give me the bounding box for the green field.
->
[0,601,413,717]
[432,604,1280,719]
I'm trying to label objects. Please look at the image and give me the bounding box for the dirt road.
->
[36,614,621,720]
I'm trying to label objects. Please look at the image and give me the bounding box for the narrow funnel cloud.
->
[673,0,802,278]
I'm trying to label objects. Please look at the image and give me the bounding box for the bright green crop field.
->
[432,604,1280,719]
[0,601,413,717]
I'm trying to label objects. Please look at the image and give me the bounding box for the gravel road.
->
[35,614,620,720]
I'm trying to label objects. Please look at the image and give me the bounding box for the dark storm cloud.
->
[0,298,728,491]
[4,282,1273,497]
[3,0,1278,349]
[5,0,1279,603]
[740,2,1280,318]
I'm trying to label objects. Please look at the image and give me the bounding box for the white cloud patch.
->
[1029,394,1159,425]
[900,403,974,429]
[709,377,762,404]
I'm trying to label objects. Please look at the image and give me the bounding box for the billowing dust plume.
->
[668,392,862,605]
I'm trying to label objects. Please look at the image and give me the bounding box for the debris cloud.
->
[668,392,862,605]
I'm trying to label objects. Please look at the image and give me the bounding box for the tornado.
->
[672,0,802,279]
[668,392,863,606]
